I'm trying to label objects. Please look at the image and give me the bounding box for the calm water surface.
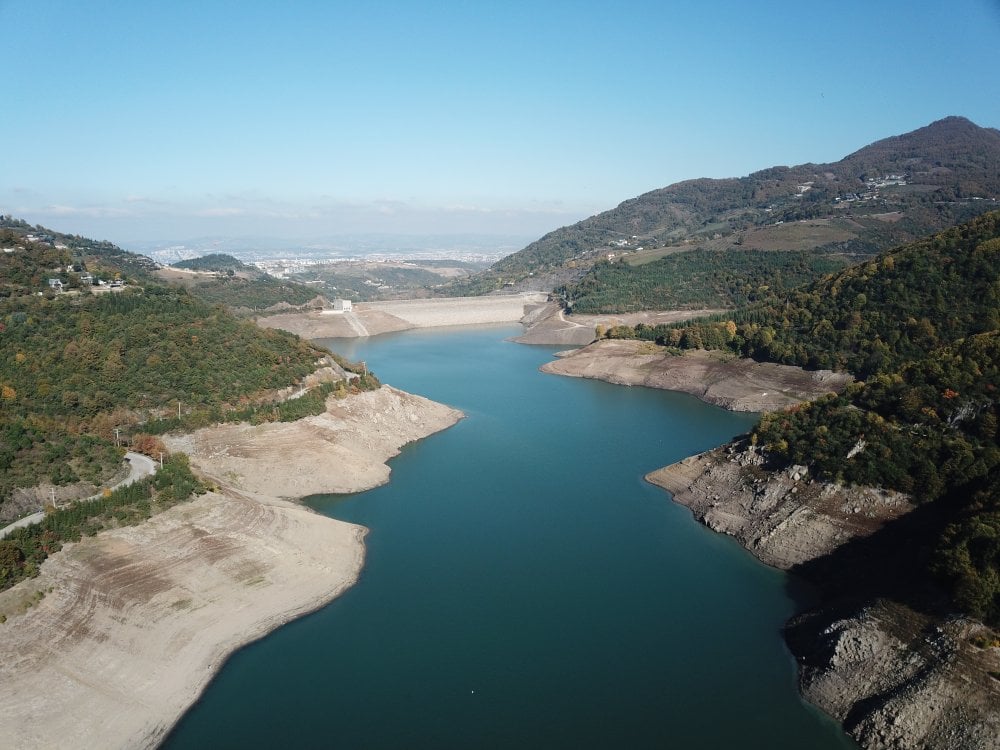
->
[164,325,854,749]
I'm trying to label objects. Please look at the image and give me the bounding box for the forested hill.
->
[709,210,998,378]
[607,212,1000,624]
[172,253,253,273]
[164,252,324,311]
[482,116,1000,288]
[0,219,372,520]
[0,218,317,312]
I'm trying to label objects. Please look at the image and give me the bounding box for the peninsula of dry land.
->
[541,339,852,412]
[512,302,724,346]
[0,386,462,750]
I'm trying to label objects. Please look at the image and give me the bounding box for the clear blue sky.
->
[2,0,999,244]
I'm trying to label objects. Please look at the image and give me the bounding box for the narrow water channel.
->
[164,325,854,749]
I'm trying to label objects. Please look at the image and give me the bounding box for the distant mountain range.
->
[484,116,1000,290]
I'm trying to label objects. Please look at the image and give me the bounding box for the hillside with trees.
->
[0,220,375,527]
[172,253,252,273]
[161,253,321,311]
[606,211,1000,625]
[180,275,319,310]
[1,215,159,285]
[559,249,846,313]
[453,117,1000,305]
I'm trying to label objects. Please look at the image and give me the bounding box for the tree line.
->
[0,226,377,520]
[606,211,1000,625]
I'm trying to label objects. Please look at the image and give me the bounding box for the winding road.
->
[0,452,157,539]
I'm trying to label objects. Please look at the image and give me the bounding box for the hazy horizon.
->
[123,231,535,265]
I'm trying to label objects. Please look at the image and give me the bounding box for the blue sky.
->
[2,0,999,245]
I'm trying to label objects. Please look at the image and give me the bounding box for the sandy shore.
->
[0,385,462,749]
[541,339,853,412]
[257,293,547,339]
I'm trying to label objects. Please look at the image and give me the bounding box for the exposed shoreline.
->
[0,385,462,750]
[541,338,999,747]
[647,444,1000,749]
[162,385,464,498]
[541,339,852,412]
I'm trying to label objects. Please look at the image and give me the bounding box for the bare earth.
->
[0,386,462,750]
[646,445,913,569]
[257,293,547,339]
[541,339,853,412]
[162,386,464,498]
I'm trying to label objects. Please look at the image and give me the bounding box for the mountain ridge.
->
[471,116,1000,297]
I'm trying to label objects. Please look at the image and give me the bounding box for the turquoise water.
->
[164,325,854,749]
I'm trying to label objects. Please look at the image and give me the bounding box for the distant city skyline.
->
[3,1,999,247]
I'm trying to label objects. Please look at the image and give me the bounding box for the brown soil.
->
[163,386,464,497]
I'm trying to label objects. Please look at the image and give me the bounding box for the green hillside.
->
[182,275,318,310]
[608,211,1000,624]
[0,221,369,520]
[559,249,847,313]
[172,253,252,273]
[1,215,159,286]
[646,211,1000,377]
[163,253,320,310]
[461,117,1000,303]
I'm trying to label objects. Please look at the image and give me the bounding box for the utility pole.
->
[177,400,181,420]
[114,427,120,447]
[158,452,163,469]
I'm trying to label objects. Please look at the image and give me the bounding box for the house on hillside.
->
[47,278,63,291]
[332,298,352,312]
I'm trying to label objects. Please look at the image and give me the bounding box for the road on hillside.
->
[0,451,157,540]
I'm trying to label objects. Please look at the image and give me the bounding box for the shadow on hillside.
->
[784,498,955,619]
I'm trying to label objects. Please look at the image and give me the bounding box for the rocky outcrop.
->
[647,445,912,568]
[648,443,1000,750]
[2,480,108,523]
[789,604,1000,750]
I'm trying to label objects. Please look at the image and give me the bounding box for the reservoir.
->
[164,325,855,749]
